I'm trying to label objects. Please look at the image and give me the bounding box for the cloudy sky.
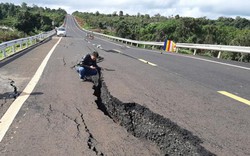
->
[1,0,250,19]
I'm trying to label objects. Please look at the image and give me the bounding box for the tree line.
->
[73,11,250,62]
[0,2,66,42]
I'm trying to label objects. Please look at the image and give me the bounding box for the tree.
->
[154,13,161,22]
[112,11,117,16]
[0,3,66,42]
[0,10,3,20]
[95,11,100,16]
[119,11,123,17]
[40,15,53,31]
[7,4,16,17]
[145,14,150,19]
[21,2,28,10]
[137,12,141,18]
[234,16,250,29]
[116,21,130,38]
[15,11,35,33]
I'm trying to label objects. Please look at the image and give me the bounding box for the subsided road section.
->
[0,14,250,155]
[0,29,161,155]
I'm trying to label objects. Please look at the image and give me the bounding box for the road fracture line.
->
[0,37,62,142]
[138,58,157,66]
[218,91,250,106]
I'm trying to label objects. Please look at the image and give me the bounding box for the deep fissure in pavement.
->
[0,79,20,107]
[93,75,215,155]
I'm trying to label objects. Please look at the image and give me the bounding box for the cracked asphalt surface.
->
[0,15,250,155]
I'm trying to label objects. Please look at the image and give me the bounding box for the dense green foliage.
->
[0,2,66,42]
[73,11,250,45]
[73,11,250,62]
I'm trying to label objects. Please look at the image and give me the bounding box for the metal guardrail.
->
[76,17,250,59]
[86,29,164,48]
[0,30,55,60]
[83,28,250,58]
[176,43,250,58]
[73,17,164,49]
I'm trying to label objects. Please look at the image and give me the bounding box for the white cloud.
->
[0,0,249,19]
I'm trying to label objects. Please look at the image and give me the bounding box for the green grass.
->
[83,23,93,30]
[103,30,115,36]
[0,29,25,43]
[178,49,193,55]
[0,51,3,59]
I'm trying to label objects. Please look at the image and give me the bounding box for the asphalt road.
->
[0,15,250,155]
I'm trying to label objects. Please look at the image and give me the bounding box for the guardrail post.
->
[12,45,16,53]
[152,45,155,50]
[176,48,179,53]
[217,51,221,59]
[144,45,146,49]
[26,41,28,48]
[3,49,7,58]
[239,53,244,62]
[137,44,139,47]
[19,43,22,50]
[193,49,197,55]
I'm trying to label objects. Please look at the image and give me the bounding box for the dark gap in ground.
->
[92,71,112,118]
[92,74,215,156]
[0,80,20,107]
[93,83,111,118]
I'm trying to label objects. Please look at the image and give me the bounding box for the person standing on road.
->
[76,51,100,81]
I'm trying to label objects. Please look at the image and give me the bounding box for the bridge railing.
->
[0,30,55,60]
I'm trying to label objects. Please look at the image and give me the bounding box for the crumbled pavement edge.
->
[92,73,215,156]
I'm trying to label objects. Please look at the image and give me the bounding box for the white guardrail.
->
[176,43,250,58]
[74,17,250,59]
[0,30,55,60]
[89,30,250,58]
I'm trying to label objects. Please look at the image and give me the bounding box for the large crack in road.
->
[44,105,105,155]
[92,73,215,155]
